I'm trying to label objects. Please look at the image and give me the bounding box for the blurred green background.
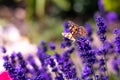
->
[0,0,119,44]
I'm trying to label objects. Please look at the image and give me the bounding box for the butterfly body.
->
[62,21,87,41]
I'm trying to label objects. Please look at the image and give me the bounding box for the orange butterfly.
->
[62,21,87,41]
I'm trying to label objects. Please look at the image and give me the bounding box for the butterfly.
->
[62,21,87,41]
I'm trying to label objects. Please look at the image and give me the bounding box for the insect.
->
[62,21,87,41]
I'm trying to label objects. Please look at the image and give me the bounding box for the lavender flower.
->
[48,42,56,50]
[60,37,72,48]
[98,0,105,16]
[46,58,55,67]
[98,58,106,73]
[16,52,30,74]
[111,57,119,74]
[27,55,39,72]
[95,16,107,43]
[37,47,50,66]
[34,68,52,80]
[45,54,64,80]
[39,40,47,52]
[76,37,96,65]
[81,65,93,79]
[112,29,120,79]
[3,61,27,80]
[75,37,96,79]
[54,48,77,79]
[0,46,6,53]
[10,53,16,66]
[113,29,120,54]
[97,41,114,56]
[62,21,70,33]
[3,55,9,61]
[113,28,120,34]
[85,23,93,41]
[17,52,27,69]
[95,16,109,79]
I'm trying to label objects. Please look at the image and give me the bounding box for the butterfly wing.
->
[78,26,87,36]
[61,32,75,41]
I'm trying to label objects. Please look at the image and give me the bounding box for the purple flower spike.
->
[62,21,70,32]
[39,40,47,52]
[114,29,120,54]
[3,55,9,61]
[0,46,6,53]
[27,55,39,72]
[37,47,50,66]
[113,28,120,34]
[45,58,56,67]
[3,61,27,80]
[75,36,96,79]
[48,42,56,50]
[55,73,64,80]
[99,58,105,66]
[40,40,46,46]
[85,23,93,41]
[60,37,72,48]
[10,53,16,66]
[81,65,93,79]
[98,0,105,15]
[35,69,52,80]
[95,16,107,43]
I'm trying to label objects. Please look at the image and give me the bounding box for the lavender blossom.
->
[48,42,56,50]
[54,48,77,79]
[95,16,109,79]
[16,52,29,74]
[37,46,50,66]
[95,16,107,43]
[98,0,105,16]
[34,68,52,80]
[111,57,119,74]
[81,65,93,79]
[27,55,39,72]
[39,40,47,52]
[46,54,64,80]
[3,61,27,80]
[112,29,120,79]
[98,58,106,73]
[10,53,16,66]
[76,37,96,65]
[3,55,9,61]
[113,29,120,54]
[85,23,93,41]
[0,46,6,53]
[97,41,114,56]
[75,37,96,79]
[60,37,72,48]
[62,21,70,33]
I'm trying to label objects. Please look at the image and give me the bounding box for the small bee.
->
[62,21,87,41]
